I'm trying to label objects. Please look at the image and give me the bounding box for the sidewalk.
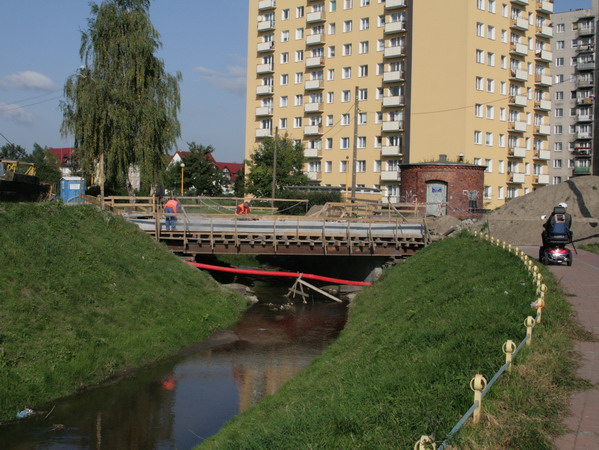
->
[521,246,599,449]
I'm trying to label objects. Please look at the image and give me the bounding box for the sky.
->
[0,0,591,163]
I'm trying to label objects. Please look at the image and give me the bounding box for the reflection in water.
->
[0,281,347,449]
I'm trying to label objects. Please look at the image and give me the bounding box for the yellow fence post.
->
[502,340,516,373]
[470,374,487,424]
[413,435,436,450]
[534,298,545,323]
[524,316,536,346]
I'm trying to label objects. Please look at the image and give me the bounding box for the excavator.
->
[0,159,50,201]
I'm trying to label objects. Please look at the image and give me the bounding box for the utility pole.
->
[351,86,359,202]
[271,126,278,211]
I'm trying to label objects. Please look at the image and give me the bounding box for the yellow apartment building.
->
[244,0,553,209]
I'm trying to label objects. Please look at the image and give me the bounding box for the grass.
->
[580,242,599,254]
[0,202,246,422]
[201,233,582,449]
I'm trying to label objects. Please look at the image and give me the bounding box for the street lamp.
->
[180,162,185,196]
[345,156,350,202]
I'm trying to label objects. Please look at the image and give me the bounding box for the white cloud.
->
[0,71,56,91]
[194,65,246,95]
[0,103,34,124]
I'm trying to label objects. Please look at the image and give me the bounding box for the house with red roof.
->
[168,150,243,194]
[48,147,76,177]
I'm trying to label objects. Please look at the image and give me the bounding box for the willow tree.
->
[60,0,181,201]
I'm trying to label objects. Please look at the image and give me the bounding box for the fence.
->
[415,232,547,449]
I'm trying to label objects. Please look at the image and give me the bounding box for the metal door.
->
[426,181,447,216]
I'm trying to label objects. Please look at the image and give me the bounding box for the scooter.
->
[539,242,572,266]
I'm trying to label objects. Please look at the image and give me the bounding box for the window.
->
[328,45,336,57]
[554,125,563,135]
[281,30,289,42]
[359,41,369,54]
[484,186,492,200]
[501,29,507,43]
[344,20,353,32]
[377,39,384,51]
[476,22,484,37]
[556,40,565,49]
[328,23,336,35]
[340,137,350,149]
[294,117,302,128]
[344,0,353,9]
[476,76,484,90]
[498,186,504,200]
[500,107,506,121]
[488,0,496,13]
[295,50,304,62]
[294,94,303,106]
[373,160,381,173]
[360,0,370,6]
[487,78,495,93]
[487,25,495,40]
[475,104,483,117]
[296,6,304,18]
[341,113,350,126]
[476,49,484,63]
[296,28,304,40]
[280,52,289,64]
[342,67,351,79]
[356,160,366,172]
[477,0,485,10]
[474,130,482,144]
[553,159,563,169]
[555,57,564,67]
[326,138,333,149]
[359,65,369,77]
[554,142,563,152]
[377,15,385,27]
[376,63,383,75]
[358,112,367,124]
[555,108,563,117]
[499,134,505,147]
[501,55,507,69]
[342,90,351,102]
[280,96,288,107]
[279,118,287,129]
[360,18,369,30]
[485,132,493,146]
[343,43,352,55]
[340,160,348,173]
[280,74,288,85]
[324,161,332,173]
[358,88,368,100]
[486,105,494,119]
[295,72,303,83]
[357,138,366,149]
[327,69,335,81]
[487,52,495,66]
[282,9,289,20]
[330,0,337,12]
[556,23,565,33]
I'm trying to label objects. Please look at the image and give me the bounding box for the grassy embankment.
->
[203,233,586,449]
[0,202,246,422]
[580,242,599,254]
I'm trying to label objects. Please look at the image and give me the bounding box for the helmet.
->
[558,202,567,208]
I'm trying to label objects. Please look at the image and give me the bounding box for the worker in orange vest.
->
[164,198,181,231]
[236,201,250,215]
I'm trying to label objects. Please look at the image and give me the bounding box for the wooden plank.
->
[297,279,343,303]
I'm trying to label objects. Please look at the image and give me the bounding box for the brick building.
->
[399,155,486,218]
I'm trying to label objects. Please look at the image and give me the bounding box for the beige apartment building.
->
[245,0,553,209]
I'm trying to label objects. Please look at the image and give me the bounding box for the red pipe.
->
[186,261,372,286]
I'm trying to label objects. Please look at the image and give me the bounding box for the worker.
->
[236,201,250,215]
[164,198,181,231]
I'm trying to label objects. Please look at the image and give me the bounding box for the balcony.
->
[304,103,323,113]
[384,46,406,58]
[304,125,323,135]
[382,95,405,107]
[510,17,529,31]
[576,97,594,105]
[577,26,595,37]
[536,0,553,14]
[535,49,552,62]
[510,69,528,82]
[509,95,528,107]
[533,174,550,185]
[576,78,594,88]
[304,79,324,90]
[509,43,528,56]
[577,112,593,122]
[258,0,276,10]
[576,61,595,71]
[534,124,551,135]
[382,120,404,132]
[534,99,551,110]
[305,57,325,68]
[508,146,526,158]
[256,85,273,96]
[255,106,273,116]
[306,33,325,46]
[307,172,322,181]
[256,63,274,74]
[573,166,592,175]
[534,149,550,160]
[385,0,407,9]
[534,74,552,86]
[255,128,272,138]
[381,146,403,157]
[509,121,527,133]
[573,147,592,157]
[511,0,529,5]
[257,41,275,53]
[380,170,401,181]
[307,11,326,23]
[536,25,553,38]
[383,70,405,83]
[576,43,594,53]
[257,20,275,32]
[508,172,525,184]
[577,131,593,139]
[385,21,407,34]
[304,148,322,159]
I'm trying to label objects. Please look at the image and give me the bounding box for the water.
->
[0,279,347,449]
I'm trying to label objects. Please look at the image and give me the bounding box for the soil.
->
[466,176,599,246]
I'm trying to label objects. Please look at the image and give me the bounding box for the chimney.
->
[439,154,448,162]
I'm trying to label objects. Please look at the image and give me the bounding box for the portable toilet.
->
[60,176,86,204]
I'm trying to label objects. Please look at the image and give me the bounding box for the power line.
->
[0,131,14,145]
[3,89,63,105]
[0,95,64,112]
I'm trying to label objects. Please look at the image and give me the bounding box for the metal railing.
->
[415,232,547,449]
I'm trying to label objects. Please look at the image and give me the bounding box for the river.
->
[0,278,348,449]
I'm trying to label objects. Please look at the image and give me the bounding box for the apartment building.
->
[245,0,553,209]
[550,1,597,182]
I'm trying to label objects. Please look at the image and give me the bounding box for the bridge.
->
[106,196,430,258]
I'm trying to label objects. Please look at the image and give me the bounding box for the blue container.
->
[60,176,86,204]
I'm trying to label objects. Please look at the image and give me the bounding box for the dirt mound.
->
[470,176,599,246]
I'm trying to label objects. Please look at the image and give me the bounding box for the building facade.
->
[550,1,597,182]
[245,0,553,209]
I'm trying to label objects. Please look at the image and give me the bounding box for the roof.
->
[168,151,243,181]
[48,147,75,163]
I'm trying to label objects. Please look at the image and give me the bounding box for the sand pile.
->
[468,176,599,246]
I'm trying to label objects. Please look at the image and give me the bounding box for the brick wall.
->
[400,164,486,218]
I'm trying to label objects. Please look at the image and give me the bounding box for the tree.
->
[0,144,27,160]
[164,143,226,196]
[23,144,62,185]
[245,136,310,198]
[60,0,181,202]
[233,166,245,198]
